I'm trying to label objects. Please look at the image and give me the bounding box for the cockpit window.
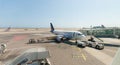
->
[78,33,84,36]
[78,33,81,35]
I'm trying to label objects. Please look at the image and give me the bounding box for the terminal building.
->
[80,26,120,38]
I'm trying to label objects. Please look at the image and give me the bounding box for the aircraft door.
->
[73,32,77,39]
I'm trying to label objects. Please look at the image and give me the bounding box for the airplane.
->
[50,23,86,43]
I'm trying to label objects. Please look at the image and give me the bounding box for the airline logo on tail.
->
[50,23,54,33]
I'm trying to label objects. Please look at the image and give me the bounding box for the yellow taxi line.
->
[81,53,87,61]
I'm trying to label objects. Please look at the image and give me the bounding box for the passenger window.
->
[78,33,81,35]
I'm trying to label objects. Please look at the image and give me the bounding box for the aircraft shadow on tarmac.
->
[26,38,120,48]
[93,37,120,48]
[26,38,90,49]
[104,43,120,47]
[63,41,86,48]
[63,41,77,45]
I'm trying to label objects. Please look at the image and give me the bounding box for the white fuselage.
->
[52,30,86,40]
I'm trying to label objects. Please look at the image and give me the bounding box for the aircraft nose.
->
[80,35,87,41]
[81,35,86,37]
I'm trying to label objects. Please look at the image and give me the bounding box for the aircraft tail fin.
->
[50,23,54,32]
[4,27,11,32]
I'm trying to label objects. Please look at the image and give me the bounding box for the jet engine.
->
[55,36,63,43]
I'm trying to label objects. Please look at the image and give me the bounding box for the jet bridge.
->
[7,48,51,65]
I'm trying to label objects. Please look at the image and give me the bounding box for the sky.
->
[0,0,120,28]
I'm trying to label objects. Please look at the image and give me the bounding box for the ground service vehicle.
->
[88,41,104,50]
